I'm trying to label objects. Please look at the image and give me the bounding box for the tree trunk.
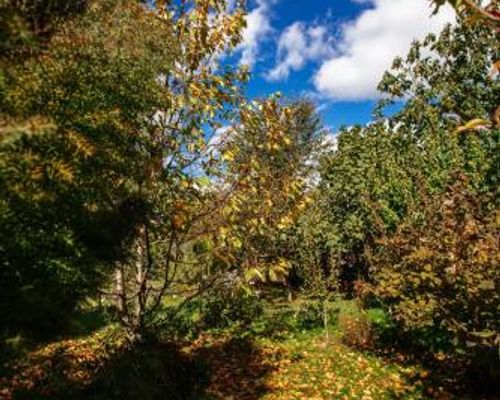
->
[115,263,129,326]
[286,282,293,302]
[133,225,146,341]
[323,298,329,343]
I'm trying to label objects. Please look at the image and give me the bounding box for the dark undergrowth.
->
[0,329,280,400]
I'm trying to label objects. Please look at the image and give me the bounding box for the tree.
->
[311,18,499,295]
[96,0,248,341]
[0,0,247,339]
[214,98,325,287]
[0,0,88,58]
[302,13,499,368]
[1,0,176,336]
[367,16,499,364]
[431,0,500,26]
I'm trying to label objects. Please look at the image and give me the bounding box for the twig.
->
[462,0,500,23]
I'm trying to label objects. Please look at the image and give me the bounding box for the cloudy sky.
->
[231,0,455,131]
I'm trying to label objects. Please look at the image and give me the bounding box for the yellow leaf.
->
[455,118,491,133]
[245,268,265,282]
[222,150,235,161]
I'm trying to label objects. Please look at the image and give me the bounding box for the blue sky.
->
[231,0,455,132]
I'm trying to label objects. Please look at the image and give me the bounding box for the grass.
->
[258,331,426,400]
[1,297,488,399]
[191,329,429,400]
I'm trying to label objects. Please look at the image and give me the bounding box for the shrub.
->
[198,286,263,331]
[248,298,337,338]
[294,300,324,330]
[332,299,374,349]
[154,301,202,341]
[249,308,296,338]
[371,181,499,362]
[338,311,374,349]
[364,307,398,345]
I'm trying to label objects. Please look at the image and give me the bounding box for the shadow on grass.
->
[372,343,500,399]
[5,342,203,400]
[1,308,110,375]
[65,309,111,338]
[190,336,282,399]
[3,336,280,400]
[83,342,206,400]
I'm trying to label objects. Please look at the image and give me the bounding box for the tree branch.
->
[462,0,500,23]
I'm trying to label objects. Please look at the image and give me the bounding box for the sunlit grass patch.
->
[258,331,426,400]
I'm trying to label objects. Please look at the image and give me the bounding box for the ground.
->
[189,330,436,400]
[1,302,493,400]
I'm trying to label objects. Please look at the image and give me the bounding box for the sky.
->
[230,0,455,132]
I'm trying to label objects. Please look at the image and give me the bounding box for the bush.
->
[293,300,324,330]
[364,307,398,345]
[338,311,374,349]
[262,299,339,335]
[154,301,202,341]
[334,302,395,350]
[198,286,263,331]
[372,182,499,362]
[249,309,295,338]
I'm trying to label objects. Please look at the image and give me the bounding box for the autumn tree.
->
[209,98,325,288]
[0,0,247,339]
[91,0,248,341]
[431,0,500,26]
[371,177,499,363]
[308,17,499,295]
[366,11,499,365]
[296,14,499,371]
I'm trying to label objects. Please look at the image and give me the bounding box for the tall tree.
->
[311,18,499,295]
[97,0,248,340]
[1,0,174,336]
[0,0,247,339]
[215,98,325,285]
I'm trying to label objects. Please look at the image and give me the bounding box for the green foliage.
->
[198,285,263,331]
[85,0,248,339]
[364,308,393,335]
[248,298,354,338]
[367,20,499,363]
[155,301,202,341]
[0,0,248,339]
[292,301,325,331]
[298,17,499,290]
[318,124,425,288]
[281,19,500,375]
[0,0,175,337]
[256,299,330,335]
[0,2,498,397]
[0,0,88,60]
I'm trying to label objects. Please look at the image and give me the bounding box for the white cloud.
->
[265,22,334,81]
[238,0,275,68]
[321,132,338,152]
[208,126,231,150]
[314,0,455,101]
